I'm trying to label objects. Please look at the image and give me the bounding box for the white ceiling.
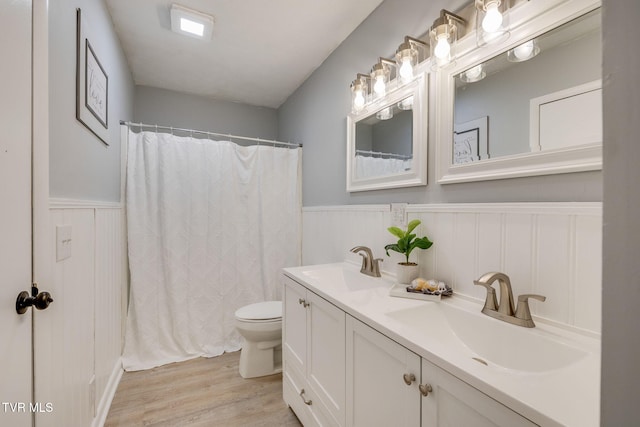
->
[105,0,384,108]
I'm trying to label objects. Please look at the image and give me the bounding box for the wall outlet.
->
[391,203,408,227]
[56,225,72,262]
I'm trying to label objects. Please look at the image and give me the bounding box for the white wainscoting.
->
[48,199,127,427]
[302,203,602,334]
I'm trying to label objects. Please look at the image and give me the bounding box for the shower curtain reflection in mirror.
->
[122,130,301,371]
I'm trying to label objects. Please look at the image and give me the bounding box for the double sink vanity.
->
[282,262,600,426]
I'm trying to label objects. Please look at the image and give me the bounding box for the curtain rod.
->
[356,149,412,159]
[120,120,302,148]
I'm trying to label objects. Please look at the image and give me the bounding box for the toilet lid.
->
[235,301,282,321]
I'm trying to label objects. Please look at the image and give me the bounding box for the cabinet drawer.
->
[284,365,335,427]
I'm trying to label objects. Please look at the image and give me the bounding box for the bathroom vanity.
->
[282,262,600,426]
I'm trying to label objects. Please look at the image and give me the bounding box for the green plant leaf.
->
[384,243,402,257]
[384,220,433,262]
[387,226,405,239]
[406,219,421,235]
[412,236,433,250]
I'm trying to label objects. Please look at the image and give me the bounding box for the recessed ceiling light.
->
[170,4,214,40]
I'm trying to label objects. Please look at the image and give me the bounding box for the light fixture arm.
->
[379,57,396,68]
[403,36,429,49]
[435,9,467,29]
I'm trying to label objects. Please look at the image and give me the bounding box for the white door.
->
[0,1,35,426]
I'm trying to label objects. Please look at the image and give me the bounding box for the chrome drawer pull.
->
[299,388,312,405]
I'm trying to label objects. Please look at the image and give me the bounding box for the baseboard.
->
[92,358,124,427]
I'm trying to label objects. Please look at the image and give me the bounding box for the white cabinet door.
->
[283,277,346,426]
[307,291,346,426]
[421,359,536,427]
[346,316,421,427]
[0,1,34,426]
[283,278,308,375]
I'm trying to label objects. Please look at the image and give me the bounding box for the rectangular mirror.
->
[347,73,427,192]
[436,0,602,184]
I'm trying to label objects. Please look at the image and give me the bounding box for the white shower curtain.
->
[122,130,301,371]
[354,154,412,179]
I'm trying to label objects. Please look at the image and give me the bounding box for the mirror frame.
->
[435,0,601,184]
[347,73,428,192]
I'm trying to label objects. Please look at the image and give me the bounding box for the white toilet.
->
[234,301,283,378]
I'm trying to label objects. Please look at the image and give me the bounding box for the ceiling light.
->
[170,4,214,40]
[475,0,511,46]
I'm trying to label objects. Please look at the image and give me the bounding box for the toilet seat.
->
[235,301,282,322]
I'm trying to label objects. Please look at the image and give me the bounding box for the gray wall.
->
[456,29,601,158]
[134,86,278,140]
[277,0,602,207]
[601,0,640,424]
[49,0,134,202]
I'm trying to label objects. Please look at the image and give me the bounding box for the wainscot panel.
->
[302,203,602,334]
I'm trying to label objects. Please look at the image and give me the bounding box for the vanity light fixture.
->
[475,0,510,46]
[429,9,467,69]
[170,4,215,40]
[350,73,370,113]
[507,39,540,62]
[370,58,395,99]
[397,96,414,111]
[395,36,428,85]
[459,64,486,83]
[376,107,394,121]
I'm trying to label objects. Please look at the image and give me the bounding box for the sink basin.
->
[386,302,589,373]
[300,265,387,292]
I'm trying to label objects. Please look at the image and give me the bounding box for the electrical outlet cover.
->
[391,203,408,227]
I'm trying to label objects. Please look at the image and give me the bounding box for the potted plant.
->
[384,219,433,284]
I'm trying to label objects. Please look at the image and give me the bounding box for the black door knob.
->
[16,289,54,315]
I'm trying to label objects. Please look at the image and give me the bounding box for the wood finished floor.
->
[105,351,302,427]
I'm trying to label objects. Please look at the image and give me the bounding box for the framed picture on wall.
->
[76,8,109,146]
[453,116,489,164]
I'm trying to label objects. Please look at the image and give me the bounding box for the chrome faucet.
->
[350,246,383,277]
[474,272,546,328]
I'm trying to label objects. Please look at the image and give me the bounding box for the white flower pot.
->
[396,263,419,284]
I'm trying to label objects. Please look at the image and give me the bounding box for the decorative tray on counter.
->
[389,279,452,302]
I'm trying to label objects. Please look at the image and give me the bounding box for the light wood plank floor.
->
[105,351,302,427]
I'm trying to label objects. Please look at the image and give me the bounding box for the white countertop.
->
[283,262,601,427]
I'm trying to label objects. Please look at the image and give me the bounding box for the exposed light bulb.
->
[398,96,414,110]
[353,90,365,109]
[482,2,503,33]
[373,76,386,96]
[434,34,451,59]
[514,40,534,60]
[399,57,414,81]
[464,65,483,80]
[376,107,393,120]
